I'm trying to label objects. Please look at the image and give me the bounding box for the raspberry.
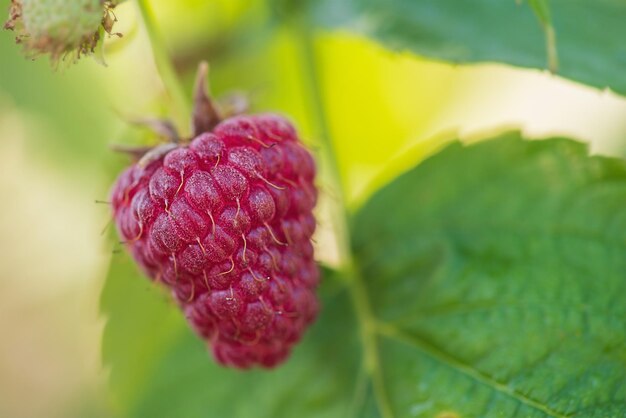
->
[110,113,319,368]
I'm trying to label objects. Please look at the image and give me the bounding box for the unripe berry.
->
[4,0,123,62]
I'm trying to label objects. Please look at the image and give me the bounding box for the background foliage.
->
[1,0,625,417]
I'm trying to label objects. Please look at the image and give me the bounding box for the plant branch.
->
[294,21,352,268]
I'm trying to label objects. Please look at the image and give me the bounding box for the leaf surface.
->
[352,133,626,416]
[102,263,363,418]
[310,0,626,95]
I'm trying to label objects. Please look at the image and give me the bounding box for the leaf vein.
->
[374,321,571,418]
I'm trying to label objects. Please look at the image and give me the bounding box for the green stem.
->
[294,21,352,267]
[294,19,394,418]
[135,0,190,132]
[528,0,559,73]
[349,262,394,418]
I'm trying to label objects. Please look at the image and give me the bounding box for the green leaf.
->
[351,133,626,416]
[103,133,626,417]
[309,0,626,95]
[101,252,184,414]
[101,261,364,418]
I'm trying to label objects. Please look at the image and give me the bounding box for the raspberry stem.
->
[295,22,352,268]
[135,0,190,133]
[295,19,395,418]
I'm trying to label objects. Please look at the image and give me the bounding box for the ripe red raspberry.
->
[110,113,319,368]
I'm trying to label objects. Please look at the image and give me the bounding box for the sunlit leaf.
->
[308,0,626,95]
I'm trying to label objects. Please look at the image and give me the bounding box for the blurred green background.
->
[1,0,625,417]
